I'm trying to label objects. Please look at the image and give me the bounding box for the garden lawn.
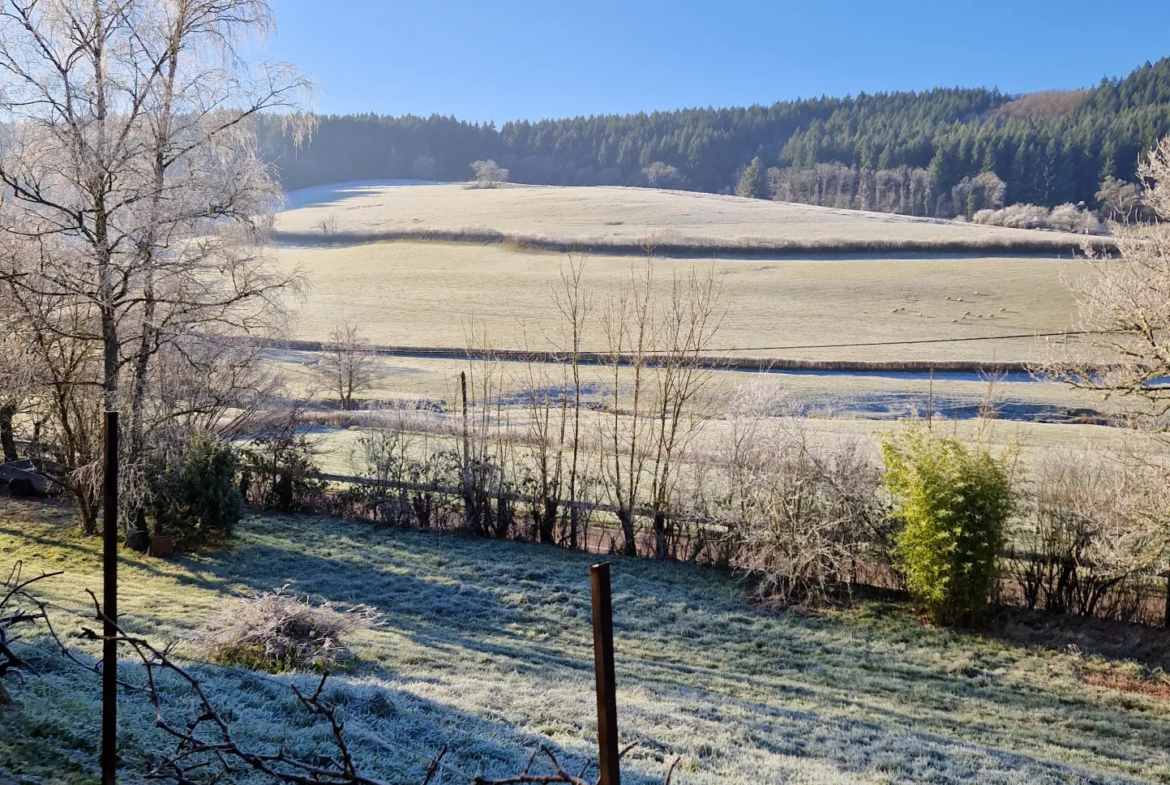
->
[2,501,1168,784]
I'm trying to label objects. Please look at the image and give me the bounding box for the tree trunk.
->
[80,494,99,537]
[619,508,637,556]
[653,508,669,559]
[0,403,17,462]
[538,498,557,544]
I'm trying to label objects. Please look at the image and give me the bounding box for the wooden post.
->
[590,563,620,785]
[460,371,470,468]
[102,411,119,785]
[1163,570,1170,630]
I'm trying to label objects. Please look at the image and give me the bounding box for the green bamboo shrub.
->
[881,426,1015,625]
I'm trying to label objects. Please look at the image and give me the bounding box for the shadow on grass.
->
[5,506,1164,784]
[983,604,1170,672]
[167,514,1165,785]
[8,639,655,785]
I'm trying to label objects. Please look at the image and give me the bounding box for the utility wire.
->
[705,330,1097,353]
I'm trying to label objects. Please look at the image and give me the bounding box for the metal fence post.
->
[590,562,620,785]
[102,411,119,785]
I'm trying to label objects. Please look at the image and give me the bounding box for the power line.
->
[707,330,1096,353]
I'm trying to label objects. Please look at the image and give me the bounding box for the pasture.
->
[275,241,1084,365]
[275,182,1093,250]
[4,503,1170,785]
[274,182,1093,366]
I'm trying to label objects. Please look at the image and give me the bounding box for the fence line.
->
[267,339,1038,374]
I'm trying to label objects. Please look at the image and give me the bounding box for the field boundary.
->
[271,227,1113,259]
[268,338,1039,374]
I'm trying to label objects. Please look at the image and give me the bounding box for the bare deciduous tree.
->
[1055,137,1170,427]
[0,0,311,532]
[1096,176,1146,223]
[555,253,594,549]
[0,298,32,462]
[316,323,379,410]
[600,257,657,555]
[647,267,722,558]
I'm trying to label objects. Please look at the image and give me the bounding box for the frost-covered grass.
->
[274,182,1093,249]
[275,242,1084,365]
[3,502,1170,784]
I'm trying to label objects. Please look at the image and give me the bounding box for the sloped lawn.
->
[2,501,1168,784]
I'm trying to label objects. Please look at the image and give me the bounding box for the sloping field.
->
[3,505,1169,784]
[277,241,1083,364]
[275,182,1097,253]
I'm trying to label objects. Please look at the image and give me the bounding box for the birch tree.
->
[0,0,311,533]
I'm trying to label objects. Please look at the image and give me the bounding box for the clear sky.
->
[263,0,1170,122]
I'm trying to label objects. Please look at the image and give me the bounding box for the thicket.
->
[972,202,1103,233]
[261,58,1170,212]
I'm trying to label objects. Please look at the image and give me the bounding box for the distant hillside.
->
[260,58,1170,215]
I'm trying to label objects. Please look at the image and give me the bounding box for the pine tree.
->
[737,156,768,199]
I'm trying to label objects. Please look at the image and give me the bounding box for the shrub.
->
[881,427,1015,625]
[200,588,376,672]
[240,407,325,513]
[152,436,242,546]
[350,408,459,527]
[709,386,886,601]
[1013,442,1169,621]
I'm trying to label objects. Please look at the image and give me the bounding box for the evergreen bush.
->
[153,436,243,546]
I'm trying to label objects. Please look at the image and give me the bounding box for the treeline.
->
[262,58,1170,212]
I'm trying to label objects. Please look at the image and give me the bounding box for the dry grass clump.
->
[200,587,377,672]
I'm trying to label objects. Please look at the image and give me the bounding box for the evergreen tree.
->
[737,156,769,199]
[259,56,1170,209]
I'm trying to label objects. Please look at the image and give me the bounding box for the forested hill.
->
[260,57,1170,213]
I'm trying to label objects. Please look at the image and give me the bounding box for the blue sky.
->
[264,0,1170,122]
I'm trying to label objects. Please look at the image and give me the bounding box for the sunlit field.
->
[275,182,1093,250]
[275,241,1085,365]
[5,504,1170,785]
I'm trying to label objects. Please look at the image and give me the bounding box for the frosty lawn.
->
[2,503,1168,784]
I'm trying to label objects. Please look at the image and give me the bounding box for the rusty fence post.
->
[102,411,119,784]
[590,562,620,785]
